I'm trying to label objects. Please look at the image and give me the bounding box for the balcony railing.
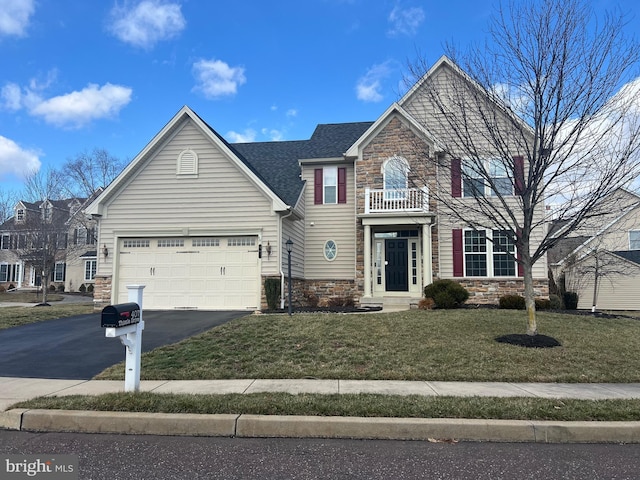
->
[364,187,429,214]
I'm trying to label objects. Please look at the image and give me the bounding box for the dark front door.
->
[385,239,408,292]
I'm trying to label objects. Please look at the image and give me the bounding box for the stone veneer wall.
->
[454,278,549,305]
[261,276,358,310]
[354,116,438,297]
[93,274,112,311]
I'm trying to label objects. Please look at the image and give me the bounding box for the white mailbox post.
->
[102,285,146,392]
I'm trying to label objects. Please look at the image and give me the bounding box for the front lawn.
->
[0,303,94,330]
[96,309,640,383]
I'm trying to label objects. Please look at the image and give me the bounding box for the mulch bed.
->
[495,333,562,348]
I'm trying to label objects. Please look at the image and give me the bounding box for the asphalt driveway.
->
[0,310,248,379]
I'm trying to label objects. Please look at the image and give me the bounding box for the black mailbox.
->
[101,302,141,328]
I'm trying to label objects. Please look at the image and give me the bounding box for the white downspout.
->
[279,207,294,309]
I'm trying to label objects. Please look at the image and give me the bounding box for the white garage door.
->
[117,236,260,310]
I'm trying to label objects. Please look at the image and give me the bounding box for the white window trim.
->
[177,149,199,177]
[84,259,97,281]
[323,239,338,261]
[382,155,410,200]
[323,166,338,204]
[0,263,8,282]
[54,262,66,282]
[463,228,516,278]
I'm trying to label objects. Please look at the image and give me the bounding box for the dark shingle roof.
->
[230,122,373,206]
[613,250,640,265]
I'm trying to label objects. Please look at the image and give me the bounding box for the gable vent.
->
[177,149,198,176]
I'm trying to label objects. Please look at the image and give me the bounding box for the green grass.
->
[0,303,94,330]
[14,392,640,421]
[96,309,640,383]
[0,291,65,303]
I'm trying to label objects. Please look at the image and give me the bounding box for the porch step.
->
[360,296,423,312]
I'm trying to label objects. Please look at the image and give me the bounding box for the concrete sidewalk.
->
[3,377,640,443]
[3,377,640,411]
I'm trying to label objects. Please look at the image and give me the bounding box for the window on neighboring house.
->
[314,167,347,204]
[84,259,97,281]
[457,229,517,277]
[56,233,68,249]
[16,209,24,222]
[86,227,96,245]
[74,227,86,245]
[383,156,409,200]
[630,230,640,250]
[0,263,7,282]
[42,204,52,222]
[53,262,66,282]
[1,234,10,250]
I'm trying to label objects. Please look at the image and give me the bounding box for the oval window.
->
[324,240,337,261]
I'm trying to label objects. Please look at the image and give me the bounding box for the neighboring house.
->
[549,188,640,310]
[0,197,99,293]
[86,56,549,311]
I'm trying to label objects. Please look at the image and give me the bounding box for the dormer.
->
[14,202,27,224]
[40,200,53,223]
[68,198,82,217]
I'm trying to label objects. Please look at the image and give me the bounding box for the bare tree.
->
[0,189,18,224]
[61,148,126,198]
[22,167,64,203]
[406,0,640,335]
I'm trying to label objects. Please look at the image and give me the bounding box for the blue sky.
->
[1,0,639,194]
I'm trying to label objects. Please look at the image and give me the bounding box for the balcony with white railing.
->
[364,187,429,214]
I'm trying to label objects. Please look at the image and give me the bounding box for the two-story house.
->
[86,56,548,311]
[0,197,99,293]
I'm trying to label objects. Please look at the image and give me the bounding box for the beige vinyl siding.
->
[567,254,640,310]
[282,213,305,279]
[438,211,548,279]
[97,118,280,278]
[581,207,640,253]
[302,163,356,279]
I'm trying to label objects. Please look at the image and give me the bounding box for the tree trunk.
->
[591,254,599,313]
[521,247,537,336]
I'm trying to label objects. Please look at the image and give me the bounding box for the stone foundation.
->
[92,274,112,311]
[261,276,358,310]
[455,278,549,305]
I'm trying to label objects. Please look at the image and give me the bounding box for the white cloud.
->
[0,136,41,179]
[0,0,35,37]
[356,62,394,103]
[261,128,284,141]
[387,5,425,36]
[192,59,246,99]
[286,108,298,118]
[226,129,256,143]
[108,0,186,49]
[2,80,133,129]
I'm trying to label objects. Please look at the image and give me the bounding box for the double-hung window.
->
[314,167,347,204]
[0,264,7,282]
[84,259,97,281]
[463,229,516,277]
[462,158,514,197]
[54,262,66,282]
[630,230,640,250]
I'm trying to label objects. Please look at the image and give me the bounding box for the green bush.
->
[499,294,526,310]
[423,279,469,309]
[549,294,563,310]
[535,298,551,310]
[57,284,65,293]
[49,284,56,292]
[563,292,579,310]
[264,278,281,310]
[79,284,86,293]
[87,284,94,293]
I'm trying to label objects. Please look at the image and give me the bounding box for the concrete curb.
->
[4,409,640,443]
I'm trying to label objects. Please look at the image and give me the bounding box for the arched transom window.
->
[382,156,409,199]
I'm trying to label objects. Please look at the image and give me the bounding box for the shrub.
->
[87,284,94,293]
[549,294,563,310]
[327,296,354,308]
[264,278,280,310]
[563,291,579,310]
[7,284,14,290]
[499,294,526,310]
[418,297,435,310]
[535,298,551,310]
[49,284,56,292]
[0,285,5,293]
[79,284,86,293]
[423,279,469,309]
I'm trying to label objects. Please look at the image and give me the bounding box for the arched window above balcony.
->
[382,156,409,199]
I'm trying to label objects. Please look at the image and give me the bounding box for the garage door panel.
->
[117,236,259,310]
